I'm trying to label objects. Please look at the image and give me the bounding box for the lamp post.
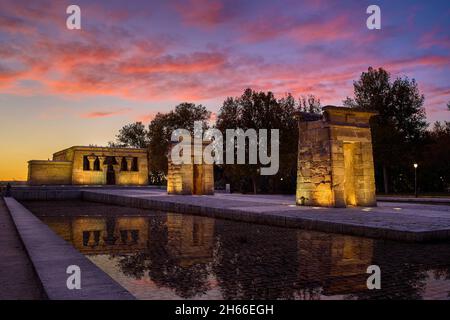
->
[413,163,418,198]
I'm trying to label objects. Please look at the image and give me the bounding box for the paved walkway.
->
[0,198,46,299]
[377,195,450,204]
[83,189,450,242]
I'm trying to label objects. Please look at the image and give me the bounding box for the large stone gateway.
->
[296,106,377,207]
[167,142,214,195]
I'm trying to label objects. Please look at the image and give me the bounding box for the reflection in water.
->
[22,200,450,300]
[41,216,148,254]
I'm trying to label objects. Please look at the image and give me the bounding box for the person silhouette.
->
[5,183,12,197]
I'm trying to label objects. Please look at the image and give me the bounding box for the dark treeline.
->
[111,67,450,195]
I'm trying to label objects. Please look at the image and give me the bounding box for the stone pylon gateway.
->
[296,106,378,208]
[167,141,214,195]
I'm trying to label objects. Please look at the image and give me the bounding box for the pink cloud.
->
[419,29,450,49]
[383,55,450,74]
[80,108,132,119]
[0,14,34,34]
[173,0,230,27]
[420,84,450,115]
[241,14,355,44]
[0,0,448,124]
[289,15,353,42]
[119,52,227,74]
[136,112,156,123]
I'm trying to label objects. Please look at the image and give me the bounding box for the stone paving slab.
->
[4,197,135,300]
[82,189,450,242]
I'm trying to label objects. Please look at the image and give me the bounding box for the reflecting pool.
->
[22,200,450,300]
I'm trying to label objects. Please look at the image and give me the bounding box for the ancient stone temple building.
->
[296,106,377,207]
[167,142,214,195]
[28,146,148,185]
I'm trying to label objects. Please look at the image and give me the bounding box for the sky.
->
[0,0,449,180]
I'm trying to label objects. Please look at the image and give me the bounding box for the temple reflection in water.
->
[27,200,450,300]
[41,216,149,254]
[297,232,373,296]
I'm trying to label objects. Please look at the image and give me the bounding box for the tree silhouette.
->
[216,88,300,194]
[344,67,427,194]
[112,103,210,184]
[111,122,149,148]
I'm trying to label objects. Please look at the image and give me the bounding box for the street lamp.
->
[413,163,418,198]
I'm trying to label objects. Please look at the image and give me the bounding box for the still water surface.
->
[22,200,450,300]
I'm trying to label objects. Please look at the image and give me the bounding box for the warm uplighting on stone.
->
[296,106,378,208]
[167,142,214,195]
[27,146,148,185]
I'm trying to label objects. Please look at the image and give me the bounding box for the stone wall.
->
[296,121,333,206]
[27,160,72,185]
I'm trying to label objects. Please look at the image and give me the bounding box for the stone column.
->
[98,156,107,184]
[99,230,105,246]
[114,157,122,172]
[87,155,97,171]
[113,157,121,185]
[126,157,134,171]
[97,156,106,171]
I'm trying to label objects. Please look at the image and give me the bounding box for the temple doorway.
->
[193,164,203,195]
[106,164,116,185]
[343,142,357,206]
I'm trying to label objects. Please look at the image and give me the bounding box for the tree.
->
[344,67,427,193]
[112,103,211,184]
[113,122,149,148]
[420,121,450,192]
[147,103,211,183]
[216,88,299,194]
[298,94,322,114]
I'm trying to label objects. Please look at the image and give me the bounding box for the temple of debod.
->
[26,106,377,207]
[27,146,148,186]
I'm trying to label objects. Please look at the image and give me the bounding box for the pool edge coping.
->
[3,197,136,300]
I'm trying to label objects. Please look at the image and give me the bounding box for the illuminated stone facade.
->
[28,146,148,185]
[296,106,377,207]
[167,142,214,195]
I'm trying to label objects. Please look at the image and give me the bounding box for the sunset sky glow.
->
[0,0,449,180]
